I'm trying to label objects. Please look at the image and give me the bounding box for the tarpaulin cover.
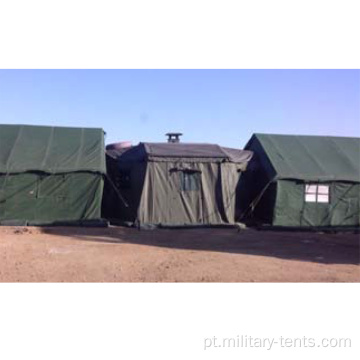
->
[252,133,360,182]
[117,142,253,164]
[137,161,241,225]
[0,124,106,174]
[0,124,105,225]
[273,180,360,227]
[0,173,103,225]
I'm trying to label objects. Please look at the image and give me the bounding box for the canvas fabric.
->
[137,161,242,226]
[0,124,105,225]
[0,124,106,174]
[253,133,360,182]
[273,180,360,227]
[240,134,360,228]
[0,172,103,225]
[105,142,252,226]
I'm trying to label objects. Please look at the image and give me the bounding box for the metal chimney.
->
[166,133,183,143]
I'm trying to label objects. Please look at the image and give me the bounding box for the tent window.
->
[180,171,200,191]
[305,184,329,203]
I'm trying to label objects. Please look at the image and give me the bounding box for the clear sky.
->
[0,70,359,148]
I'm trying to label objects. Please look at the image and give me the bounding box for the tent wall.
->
[101,156,119,220]
[249,182,277,224]
[330,182,360,226]
[220,162,242,223]
[118,161,148,223]
[273,180,360,227]
[0,172,103,225]
[137,161,242,226]
[103,155,148,223]
[236,136,276,222]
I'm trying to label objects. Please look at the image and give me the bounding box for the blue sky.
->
[0,70,358,148]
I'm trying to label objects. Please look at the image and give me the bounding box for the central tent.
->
[104,141,253,227]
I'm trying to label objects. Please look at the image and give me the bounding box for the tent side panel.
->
[105,159,147,223]
[250,182,277,224]
[237,136,277,222]
[101,156,120,220]
[127,162,148,223]
[139,161,205,225]
[198,162,223,225]
[329,182,360,226]
[273,180,304,226]
[273,180,360,227]
[138,161,170,225]
[139,161,232,226]
[220,162,242,223]
[0,172,103,225]
[68,172,104,221]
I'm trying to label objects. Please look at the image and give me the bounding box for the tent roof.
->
[143,143,252,162]
[113,142,253,163]
[106,147,133,160]
[249,133,360,182]
[0,124,106,174]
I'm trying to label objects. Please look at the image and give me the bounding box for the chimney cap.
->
[166,132,183,143]
[166,132,183,136]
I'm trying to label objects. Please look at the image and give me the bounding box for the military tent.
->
[237,133,360,228]
[104,141,253,227]
[0,124,106,226]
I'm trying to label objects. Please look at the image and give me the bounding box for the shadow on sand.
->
[40,226,360,266]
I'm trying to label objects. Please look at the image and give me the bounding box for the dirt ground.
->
[0,226,359,282]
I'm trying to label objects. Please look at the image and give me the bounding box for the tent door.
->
[169,170,203,225]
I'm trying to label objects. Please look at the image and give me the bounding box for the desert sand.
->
[0,226,358,282]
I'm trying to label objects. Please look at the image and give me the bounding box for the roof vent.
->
[166,132,183,143]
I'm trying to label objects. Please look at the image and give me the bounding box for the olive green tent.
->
[0,124,106,226]
[104,142,253,227]
[237,134,360,228]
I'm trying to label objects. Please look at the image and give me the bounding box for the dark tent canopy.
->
[104,142,253,227]
[0,124,106,225]
[142,143,253,163]
[238,133,360,228]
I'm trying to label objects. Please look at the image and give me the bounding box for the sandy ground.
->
[0,226,359,282]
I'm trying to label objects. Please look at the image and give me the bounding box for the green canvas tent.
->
[237,133,360,228]
[0,124,106,226]
[104,141,253,227]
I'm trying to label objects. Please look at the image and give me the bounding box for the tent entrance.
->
[168,169,204,225]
